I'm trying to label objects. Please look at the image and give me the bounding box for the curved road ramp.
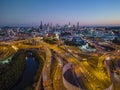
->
[63,63,84,90]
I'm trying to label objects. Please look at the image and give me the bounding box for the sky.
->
[0,0,120,26]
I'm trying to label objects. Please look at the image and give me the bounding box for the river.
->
[12,56,38,90]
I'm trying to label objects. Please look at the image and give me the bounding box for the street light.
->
[118,50,120,52]
[106,56,110,61]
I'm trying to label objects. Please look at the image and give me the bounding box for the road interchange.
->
[0,38,120,90]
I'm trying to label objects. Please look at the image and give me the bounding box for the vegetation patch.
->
[0,49,26,90]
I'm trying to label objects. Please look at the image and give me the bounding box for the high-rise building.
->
[50,23,52,29]
[77,22,79,30]
[39,21,43,30]
[69,22,70,25]
[44,23,47,30]
[47,23,50,31]
[68,22,71,28]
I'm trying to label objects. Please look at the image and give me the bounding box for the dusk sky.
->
[0,0,120,26]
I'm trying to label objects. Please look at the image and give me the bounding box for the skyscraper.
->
[68,22,71,28]
[47,23,50,31]
[39,21,43,30]
[77,22,79,30]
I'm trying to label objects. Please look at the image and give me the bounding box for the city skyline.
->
[0,0,120,26]
[0,1,120,89]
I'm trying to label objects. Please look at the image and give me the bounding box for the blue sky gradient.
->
[0,0,120,26]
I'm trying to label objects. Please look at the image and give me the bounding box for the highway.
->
[41,39,120,90]
[42,46,53,90]
[1,37,120,90]
[53,54,66,90]
[41,41,112,90]
[0,45,16,63]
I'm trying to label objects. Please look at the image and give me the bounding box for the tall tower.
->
[68,22,71,28]
[50,22,52,29]
[69,22,70,25]
[47,23,50,31]
[77,22,79,30]
[40,21,43,30]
